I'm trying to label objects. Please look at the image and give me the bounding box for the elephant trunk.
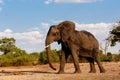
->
[45,38,56,70]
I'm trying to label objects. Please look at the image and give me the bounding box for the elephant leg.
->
[89,62,96,73]
[87,57,96,73]
[71,49,81,73]
[58,50,66,74]
[95,55,105,73]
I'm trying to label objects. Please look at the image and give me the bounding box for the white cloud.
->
[0,0,3,12]
[74,22,119,53]
[15,31,43,44]
[27,27,40,32]
[41,22,49,28]
[48,21,119,53]
[0,0,3,3]
[0,7,2,12]
[75,22,112,36]
[4,29,13,33]
[0,29,44,52]
[0,22,117,53]
[44,0,102,4]
[64,22,120,53]
[45,0,52,4]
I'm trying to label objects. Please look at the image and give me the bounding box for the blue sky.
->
[0,0,120,53]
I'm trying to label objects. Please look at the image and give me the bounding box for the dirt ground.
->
[0,62,120,80]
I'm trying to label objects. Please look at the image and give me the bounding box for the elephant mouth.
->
[57,40,61,44]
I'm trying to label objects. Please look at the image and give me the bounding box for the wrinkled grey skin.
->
[45,21,105,74]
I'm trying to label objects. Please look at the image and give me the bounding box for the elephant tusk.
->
[45,44,50,48]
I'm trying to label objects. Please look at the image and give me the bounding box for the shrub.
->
[0,55,13,66]
[99,51,112,62]
[0,51,33,67]
[0,53,14,66]
[38,50,48,64]
[12,56,29,66]
[112,54,120,62]
[106,52,112,61]
[38,49,60,64]
[29,52,40,65]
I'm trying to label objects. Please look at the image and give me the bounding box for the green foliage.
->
[0,51,33,66]
[12,55,31,66]
[29,52,40,65]
[0,49,120,67]
[0,48,40,67]
[112,54,120,62]
[67,55,73,63]
[0,54,13,66]
[0,37,16,54]
[0,37,39,66]
[107,21,120,46]
[38,49,60,64]
[38,50,48,64]
[99,51,112,62]
[99,50,120,62]
[107,52,112,61]
[0,37,119,67]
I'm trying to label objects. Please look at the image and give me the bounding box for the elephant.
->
[45,21,105,74]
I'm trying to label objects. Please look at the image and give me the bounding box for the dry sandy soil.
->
[0,62,120,80]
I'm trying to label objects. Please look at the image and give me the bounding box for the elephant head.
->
[58,21,75,42]
[45,21,75,70]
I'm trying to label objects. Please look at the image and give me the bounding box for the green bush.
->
[38,50,48,64]
[12,55,32,66]
[38,49,60,64]
[67,55,73,63]
[0,49,120,67]
[107,52,112,61]
[0,55,13,66]
[112,54,120,62]
[29,52,39,65]
[99,51,112,62]
[0,53,15,66]
[0,51,33,67]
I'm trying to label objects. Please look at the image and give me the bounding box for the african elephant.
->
[45,21,105,74]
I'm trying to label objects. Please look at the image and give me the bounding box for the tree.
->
[100,40,110,54]
[107,21,120,46]
[0,37,16,54]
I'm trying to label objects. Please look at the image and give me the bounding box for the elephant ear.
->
[58,21,75,42]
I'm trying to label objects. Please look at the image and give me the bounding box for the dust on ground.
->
[0,62,120,80]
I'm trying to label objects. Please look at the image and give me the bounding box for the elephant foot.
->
[100,69,105,73]
[89,70,96,73]
[74,70,81,73]
[57,71,65,74]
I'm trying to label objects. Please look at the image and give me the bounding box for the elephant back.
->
[79,30,99,50]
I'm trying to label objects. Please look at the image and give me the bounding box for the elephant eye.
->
[52,33,57,36]
[52,32,59,36]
